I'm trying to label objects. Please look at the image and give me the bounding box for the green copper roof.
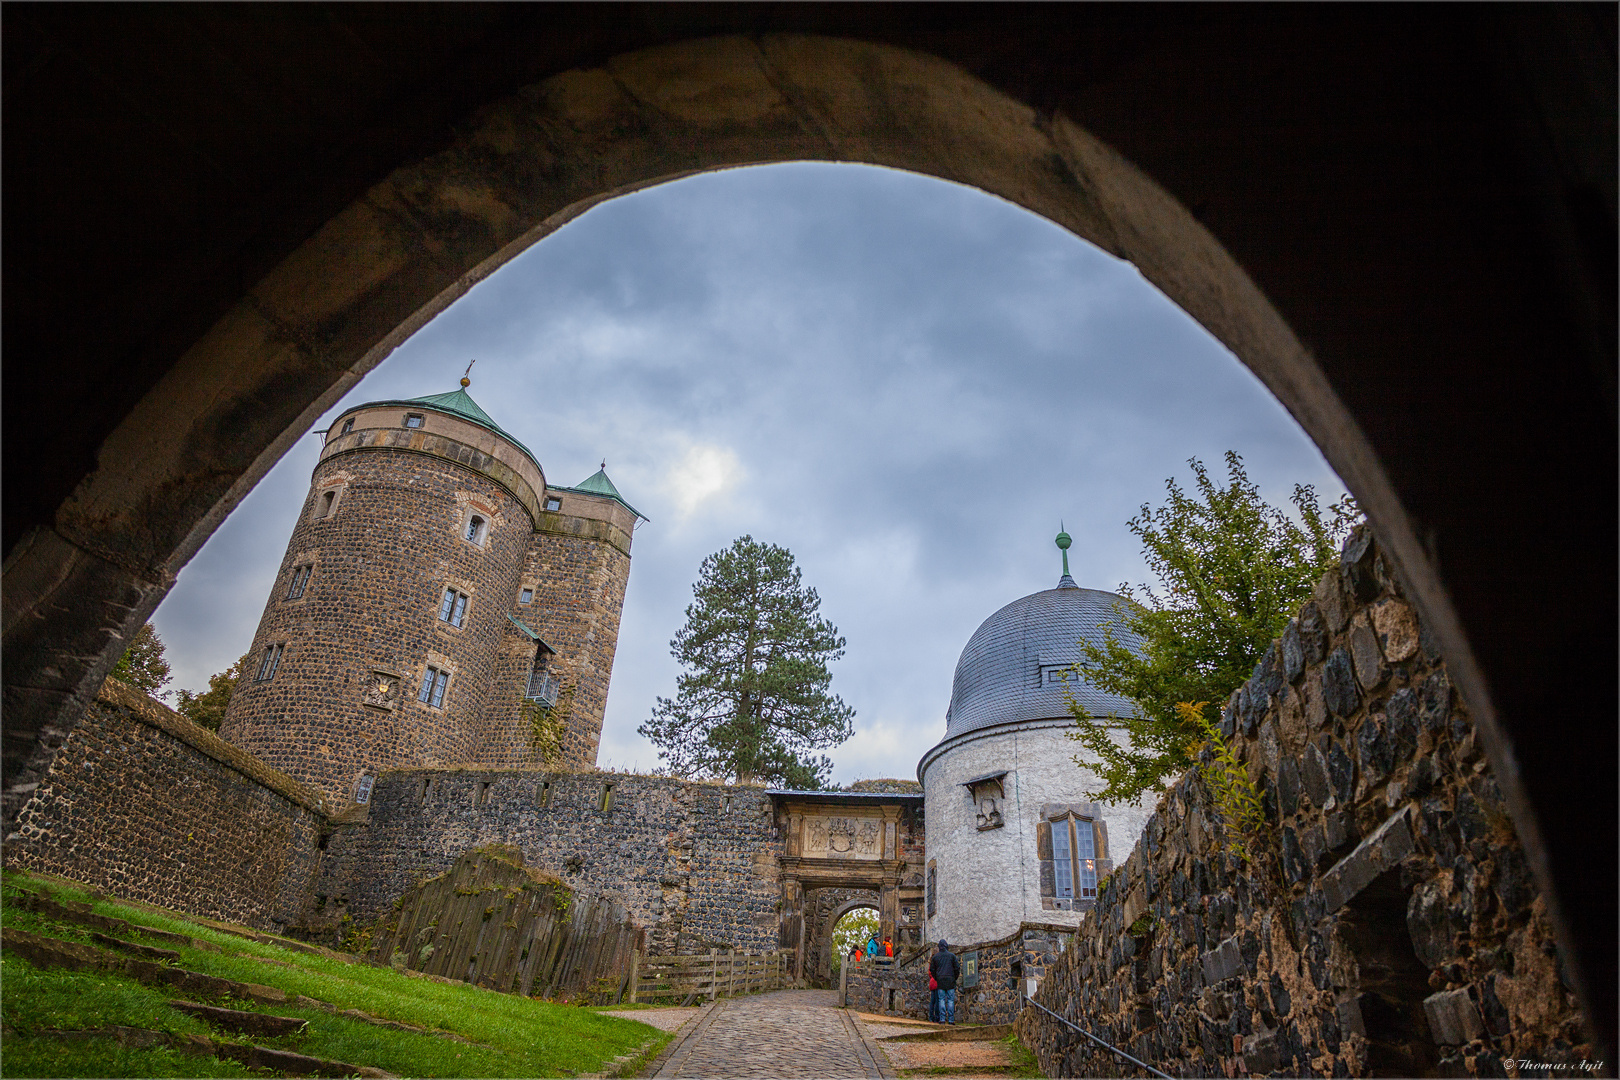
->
[555,467,647,521]
[506,614,556,654]
[408,388,502,430]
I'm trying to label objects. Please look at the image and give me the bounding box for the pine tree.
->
[109,623,173,698]
[639,536,856,788]
[174,654,249,732]
[1066,452,1360,802]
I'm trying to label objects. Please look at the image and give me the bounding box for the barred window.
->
[418,665,450,708]
[255,643,284,682]
[465,515,487,545]
[285,564,313,600]
[438,588,468,628]
[926,863,937,918]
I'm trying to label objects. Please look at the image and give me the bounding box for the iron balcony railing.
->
[526,673,559,706]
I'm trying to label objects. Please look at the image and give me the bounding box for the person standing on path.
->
[929,940,959,1024]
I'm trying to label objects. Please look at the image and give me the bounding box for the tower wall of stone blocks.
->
[218,393,636,805]
[477,489,635,771]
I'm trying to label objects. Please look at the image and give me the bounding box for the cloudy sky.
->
[152,162,1347,786]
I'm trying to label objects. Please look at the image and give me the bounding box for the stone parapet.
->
[1017,529,1592,1077]
[304,770,781,958]
[4,679,327,929]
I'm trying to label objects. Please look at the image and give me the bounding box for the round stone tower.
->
[219,379,642,806]
[917,529,1151,946]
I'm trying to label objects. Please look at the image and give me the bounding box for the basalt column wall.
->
[5,679,326,930]
[1018,531,1592,1078]
[220,443,530,805]
[479,492,634,770]
[305,771,781,957]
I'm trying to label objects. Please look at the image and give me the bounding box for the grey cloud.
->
[153,162,1345,785]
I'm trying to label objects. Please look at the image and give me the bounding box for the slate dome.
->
[943,580,1144,740]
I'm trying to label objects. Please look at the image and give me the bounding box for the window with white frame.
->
[255,643,285,682]
[418,665,450,708]
[1050,815,1100,900]
[438,587,469,628]
[285,564,313,600]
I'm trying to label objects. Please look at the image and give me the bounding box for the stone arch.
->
[3,24,1611,1044]
[811,890,883,987]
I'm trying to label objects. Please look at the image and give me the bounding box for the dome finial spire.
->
[1055,522,1078,589]
[460,358,476,387]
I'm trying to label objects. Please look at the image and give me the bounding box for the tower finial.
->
[1055,522,1077,588]
[460,358,476,387]
[600,458,607,471]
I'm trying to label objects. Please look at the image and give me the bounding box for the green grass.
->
[3,872,672,1078]
[2,1036,274,1078]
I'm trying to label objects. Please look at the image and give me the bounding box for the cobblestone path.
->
[651,989,893,1078]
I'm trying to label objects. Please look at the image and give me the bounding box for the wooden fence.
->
[630,949,791,1003]
[368,846,642,1002]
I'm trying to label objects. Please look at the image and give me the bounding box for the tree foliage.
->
[174,653,249,731]
[110,623,173,698]
[1066,452,1360,802]
[831,908,881,974]
[639,536,855,788]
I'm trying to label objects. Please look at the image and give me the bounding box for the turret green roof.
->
[340,386,539,468]
[555,467,647,521]
[408,388,502,430]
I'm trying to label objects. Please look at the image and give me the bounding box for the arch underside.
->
[3,16,1612,1050]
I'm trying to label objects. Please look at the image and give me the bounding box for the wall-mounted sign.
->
[960,949,979,989]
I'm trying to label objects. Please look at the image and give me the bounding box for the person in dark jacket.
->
[929,940,960,1024]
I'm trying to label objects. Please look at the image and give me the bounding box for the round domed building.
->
[918,530,1152,946]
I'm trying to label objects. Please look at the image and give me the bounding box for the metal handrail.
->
[1022,996,1176,1080]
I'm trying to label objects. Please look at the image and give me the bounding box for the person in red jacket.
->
[883,937,894,958]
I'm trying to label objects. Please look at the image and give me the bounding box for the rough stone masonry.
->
[1017,529,1591,1078]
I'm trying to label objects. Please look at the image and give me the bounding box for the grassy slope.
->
[2,873,671,1078]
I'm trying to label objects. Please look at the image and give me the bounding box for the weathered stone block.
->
[1370,600,1419,662]
[1423,987,1484,1045]
[1322,649,1360,718]
[1201,935,1243,985]
[1406,876,1452,970]
[1349,621,1388,690]
[1321,809,1413,911]
[1282,619,1305,683]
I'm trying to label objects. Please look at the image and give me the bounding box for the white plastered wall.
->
[921,721,1152,946]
